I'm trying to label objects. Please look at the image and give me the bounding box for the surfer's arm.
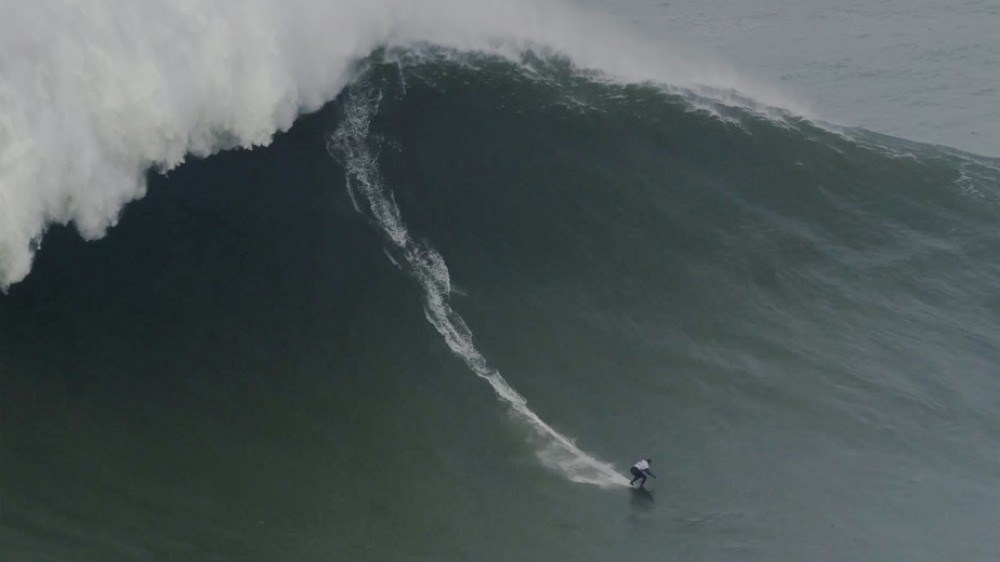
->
[645,470,656,478]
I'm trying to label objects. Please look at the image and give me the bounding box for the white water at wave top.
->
[0,0,803,290]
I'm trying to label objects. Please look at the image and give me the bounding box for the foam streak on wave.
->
[328,83,627,488]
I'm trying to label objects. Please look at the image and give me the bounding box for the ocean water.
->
[2,2,1000,561]
[574,0,1000,157]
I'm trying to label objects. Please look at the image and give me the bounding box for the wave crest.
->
[1,0,801,289]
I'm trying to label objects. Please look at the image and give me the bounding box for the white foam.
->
[0,0,804,289]
[328,84,628,488]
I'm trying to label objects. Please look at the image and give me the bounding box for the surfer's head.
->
[646,458,652,464]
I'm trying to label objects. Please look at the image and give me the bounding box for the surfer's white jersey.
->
[633,460,650,471]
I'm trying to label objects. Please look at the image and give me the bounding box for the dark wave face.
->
[3,51,1000,561]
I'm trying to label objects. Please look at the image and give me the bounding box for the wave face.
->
[3,49,1000,560]
[328,76,627,487]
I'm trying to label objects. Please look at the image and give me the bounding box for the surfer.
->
[629,458,656,489]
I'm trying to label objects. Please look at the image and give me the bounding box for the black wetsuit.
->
[629,466,647,487]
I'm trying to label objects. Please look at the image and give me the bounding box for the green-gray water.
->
[3,5,1000,562]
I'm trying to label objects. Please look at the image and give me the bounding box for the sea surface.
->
[2,1,999,561]
[576,0,1000,157]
